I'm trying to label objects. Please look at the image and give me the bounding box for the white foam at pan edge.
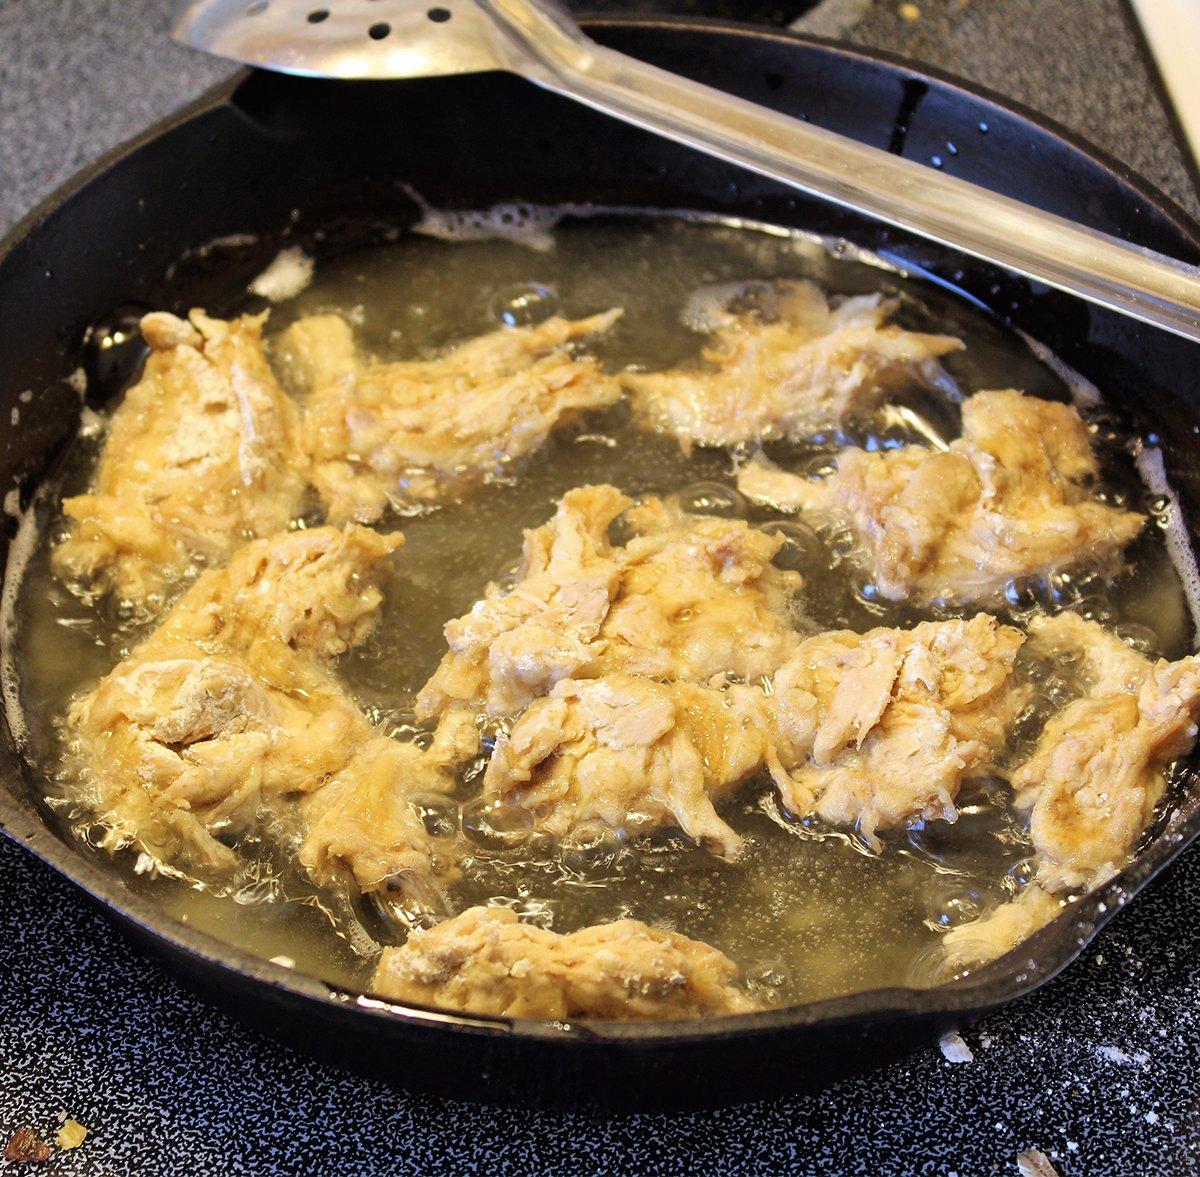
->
[1016,328,1103,407]
[403,186,562,253]
[681,280,774,332]
[1136,442,1200,644]
[394,195,925,306]
[400,193,895,264]
[248,246,314,302]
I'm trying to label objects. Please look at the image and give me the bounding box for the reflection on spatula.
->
[173,0,1200,343]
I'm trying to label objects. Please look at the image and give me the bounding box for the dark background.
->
[2,1,1198,1173]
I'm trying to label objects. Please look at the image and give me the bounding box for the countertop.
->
[2,1,1199,1173]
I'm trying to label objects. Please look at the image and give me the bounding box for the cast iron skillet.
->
[2,19,1200,1111]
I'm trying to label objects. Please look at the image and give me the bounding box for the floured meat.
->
[53,310,307,606]
[417,484,627,726]
[158,520,399,657]
[738,390,1145,605]
[943,612,1200,967]
[484,674,769,857]
[416,484,802,736]
[273,312,359,395]
[735,456,818,514]
[66,526,447,894]
[941,885,1063,970]
[372,905,757,1019]
[622,280,961,451]
[302,310,623,522]
[766,615,1028,847]
[1015,612,1200,889]
[299,738,450,895]
[609,496,802,681]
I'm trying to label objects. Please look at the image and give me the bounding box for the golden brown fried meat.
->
[66,526,448,896]
[943,612,1200,969]
[301,310,623,522]
[483,674,770,858]
[416,485,802,855]
[416,484,802,733]
[623,280,961,451]
[372,906,758,1019]
[273,312,359,395]
[1016,613,1200,889]
[766,614,1029,848]
[738,390,1144,605]
[53,310,307,606]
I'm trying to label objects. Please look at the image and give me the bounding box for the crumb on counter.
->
[4,1127,52,1164]
[939,1030,974,1063]
[56,1119,88,1150]
[1017,1149,1061,1177]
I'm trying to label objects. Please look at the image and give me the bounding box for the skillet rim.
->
[2,14,1199,1048]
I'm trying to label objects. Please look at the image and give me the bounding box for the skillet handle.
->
[484,0,1200,345]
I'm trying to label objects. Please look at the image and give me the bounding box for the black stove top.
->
[1,2,1197,1174]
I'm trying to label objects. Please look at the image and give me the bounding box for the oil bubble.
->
[760,519,822,571]
[796,452,839,480]
[817,519,858,559]
[849,569,883,606]
[674,481,747,518]
[920,879,984,929]
[1007,857,1040,887]
[745,958,789,990]
[1115,622,1159,654]
[410,793,459,839]
[488,282,558,327]
[83,304,152,403]
[1076,595,1118,625]
[1004,575,1048,611]
[561,822,624,877]
[906,941,961,988]
[461,798,533,850]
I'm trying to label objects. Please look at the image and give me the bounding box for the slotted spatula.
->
[172,0,1200,343]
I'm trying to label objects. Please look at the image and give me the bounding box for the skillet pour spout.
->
[1,19,1199,1109]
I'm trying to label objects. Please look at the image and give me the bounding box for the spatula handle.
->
[487,0,1200,345]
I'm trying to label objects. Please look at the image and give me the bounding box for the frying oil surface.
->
[11,214,1191,1007]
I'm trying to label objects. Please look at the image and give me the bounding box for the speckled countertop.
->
[2,2,1199,1174]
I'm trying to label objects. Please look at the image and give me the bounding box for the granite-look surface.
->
[2,1,1199,1174]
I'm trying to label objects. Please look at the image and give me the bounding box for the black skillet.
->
[2,18,1199,1111]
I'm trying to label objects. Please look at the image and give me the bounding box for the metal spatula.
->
[173,0,1200,343]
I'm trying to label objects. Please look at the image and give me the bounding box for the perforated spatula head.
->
[171,0,520,79]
